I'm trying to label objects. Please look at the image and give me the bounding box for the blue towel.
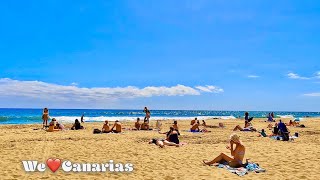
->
[215,162,265,176]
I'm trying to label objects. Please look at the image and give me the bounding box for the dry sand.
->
[0,118,320,180]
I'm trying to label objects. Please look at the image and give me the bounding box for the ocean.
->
[0,108,319,125]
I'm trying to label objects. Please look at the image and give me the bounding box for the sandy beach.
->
[1,118,319,180]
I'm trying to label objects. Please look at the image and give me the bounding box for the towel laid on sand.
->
[215,163,266,176]
[270,135,298,141]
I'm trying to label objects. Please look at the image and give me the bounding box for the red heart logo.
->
[46,158,61,173]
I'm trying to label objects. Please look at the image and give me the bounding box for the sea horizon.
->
[1,108,319,125]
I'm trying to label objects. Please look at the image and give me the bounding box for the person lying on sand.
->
[102,120,112,133]
[111,120,122,133]
[233,121,257,132]
[202,120,225,128]
[203,133,246,168]
[149,138,180,148]
[257,129,267,137]
[71,119,84,130]
[286,120,300,127]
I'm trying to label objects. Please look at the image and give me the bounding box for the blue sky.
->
[0,0,320,111]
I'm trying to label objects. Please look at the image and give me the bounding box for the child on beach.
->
[42,108,49,129]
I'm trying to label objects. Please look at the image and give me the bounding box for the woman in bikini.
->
[203,133,246,167]
[42,108,49,129]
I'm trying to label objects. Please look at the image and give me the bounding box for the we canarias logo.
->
[22,158,134,173]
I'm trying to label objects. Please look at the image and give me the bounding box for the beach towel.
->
[270,135,298,141]
[215,162,265,176]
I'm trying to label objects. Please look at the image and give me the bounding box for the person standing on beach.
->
[81,114,84,123]
[42,108,49,129]
[143,107,151,123]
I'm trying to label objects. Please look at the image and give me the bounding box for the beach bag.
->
[93,129,101,134]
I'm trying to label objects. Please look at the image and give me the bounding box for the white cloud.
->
[247,75,260,78]
[0,78,223,102]
[287,73,310,80]
[71,82,78,86]
[315,72,320,79]
[195,85,224,93]
[303,93,320,97]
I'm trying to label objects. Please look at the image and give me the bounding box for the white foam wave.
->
[277,115,294,119]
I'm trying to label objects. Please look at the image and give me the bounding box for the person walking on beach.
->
[42,108,49,129]
[143,107,151,123]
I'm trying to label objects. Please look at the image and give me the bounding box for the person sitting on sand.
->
[203,133,246,168]
[272,123,279,135]
[71,119,84,130]
[190,120,210,132]
[56,120,65,130]
[172,120,180,135]
[111,120,122,133]
[159,127,176,140]
[233,121,257,132]
[134,118,141,130]
[141,120,152,130]
[190,120,200,132]
[47,118,60,132]
[267,113,274,122]
[42,108,49,129]
[245,112,253,122]
[102,120,112,133]
[148,138,180,148]
[191,118,197,125]
[278,120,290,141]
